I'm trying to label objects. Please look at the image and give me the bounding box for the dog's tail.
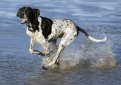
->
[77,26,107,42]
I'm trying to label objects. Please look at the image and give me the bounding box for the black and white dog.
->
[16,7,107,69]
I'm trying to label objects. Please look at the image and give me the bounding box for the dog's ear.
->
[16,10,19,17]
[33,9,40,17]
[16,8,22,17]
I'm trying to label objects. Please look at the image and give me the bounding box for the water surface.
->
[0,0,121,85]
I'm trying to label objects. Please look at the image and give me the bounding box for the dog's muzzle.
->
[20,18,27,24]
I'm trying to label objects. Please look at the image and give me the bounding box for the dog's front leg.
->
[29,38,40,54]
[40,41,50,57]
[35,37,51,57]
[29,38,49,56]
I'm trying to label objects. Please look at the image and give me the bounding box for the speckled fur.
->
[26,17,78,68]
[17,7,107,69]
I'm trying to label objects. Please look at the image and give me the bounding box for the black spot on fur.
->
[41,16,53,39]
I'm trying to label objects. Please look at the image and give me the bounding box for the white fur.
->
[88,36,107,42]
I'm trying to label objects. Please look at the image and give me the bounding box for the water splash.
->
[60,39,117,69]
[42,39,117,70]
[59,46,81,69]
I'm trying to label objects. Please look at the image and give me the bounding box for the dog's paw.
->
[55,60,59,65]
[29,48,34,54]
[38,52,46,56]
[29,49,40,54]
[39,51,51,57]
[42,64,50,70]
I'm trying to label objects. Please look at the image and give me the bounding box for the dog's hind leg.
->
[42,32,77,69]
[42,43,65,69]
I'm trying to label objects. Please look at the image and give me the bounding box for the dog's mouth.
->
[20,18,27,24]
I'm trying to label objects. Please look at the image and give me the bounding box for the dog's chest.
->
[26,28,34,37]
[26,28,44,41]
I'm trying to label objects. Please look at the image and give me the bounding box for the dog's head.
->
[16,6,40,24]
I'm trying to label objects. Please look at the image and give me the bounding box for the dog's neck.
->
[26,17,39,32]
[26,16,53,39]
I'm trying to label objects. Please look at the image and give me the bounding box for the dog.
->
[16,6,107,69]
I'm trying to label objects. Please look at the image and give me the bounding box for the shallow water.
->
[0,0,121,85]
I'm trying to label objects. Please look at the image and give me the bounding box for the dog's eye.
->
[19,13,25,18]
